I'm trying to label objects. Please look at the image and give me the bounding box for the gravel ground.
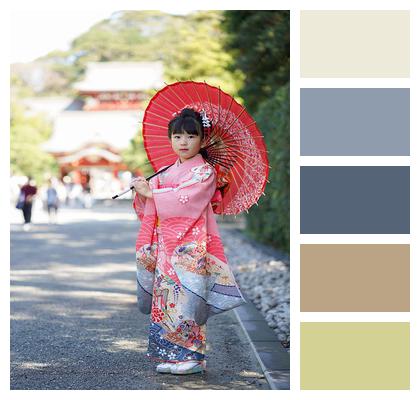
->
[219,224,290,349]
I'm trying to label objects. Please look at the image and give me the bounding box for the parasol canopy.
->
[142,80,269,215]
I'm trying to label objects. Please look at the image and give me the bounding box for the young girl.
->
[131,108,246,375]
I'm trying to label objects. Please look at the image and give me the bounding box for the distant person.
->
[55,179,67,206]
[82,183,93,209]
[18,176,37,231]
[69,183,83,207]
[46,180,59,224]
[62,175,72,206]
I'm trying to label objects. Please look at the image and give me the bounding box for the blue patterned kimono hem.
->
[146,322,206,362]
[137,278,152,296]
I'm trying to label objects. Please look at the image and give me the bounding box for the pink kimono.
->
[133,153,246,363]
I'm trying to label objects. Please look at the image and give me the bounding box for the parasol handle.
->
[111,164,173,199]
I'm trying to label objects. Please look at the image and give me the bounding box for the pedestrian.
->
[62,175,72,206]
[46,179,59,224]
[18,176,37,231]
[131,108,246,375]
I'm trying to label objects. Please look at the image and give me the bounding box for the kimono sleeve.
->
[132,172,161,220]
[132,193,147,221]
[152,164,216,221]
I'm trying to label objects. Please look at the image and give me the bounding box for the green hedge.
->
[244,84,290,253]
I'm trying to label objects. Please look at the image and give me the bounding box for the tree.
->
[10,103,58,183]
[222,11,290,253]
[121,127,154,177]
[163,11,244,96]
[18,11,244,98]
[222,11,290,113]
[246,84,290,252]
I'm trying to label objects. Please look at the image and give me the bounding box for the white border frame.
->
[4,1,419,399]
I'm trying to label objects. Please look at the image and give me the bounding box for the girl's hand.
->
[131,177,152,199]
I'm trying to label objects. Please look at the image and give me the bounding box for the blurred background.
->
[10,10,289,252]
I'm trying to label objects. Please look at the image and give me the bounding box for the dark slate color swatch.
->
[300,166,410,234]
[300,88,410,156]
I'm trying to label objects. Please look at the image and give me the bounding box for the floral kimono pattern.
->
[133,153,246,363]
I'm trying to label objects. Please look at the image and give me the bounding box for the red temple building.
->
[43,62,164,198]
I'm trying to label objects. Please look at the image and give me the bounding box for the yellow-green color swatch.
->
[301,322,410,389]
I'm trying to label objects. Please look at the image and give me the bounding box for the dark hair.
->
[168,108,204,139]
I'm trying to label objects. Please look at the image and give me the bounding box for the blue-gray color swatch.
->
[301,89,410,155]
[300,166,410,234]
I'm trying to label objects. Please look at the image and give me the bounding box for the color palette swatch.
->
[299,9,410,390]
[300,10,410,77]
[300,322,410,390]
[300,244,410,312]
[301,88,410,156]
[300,166,410,234]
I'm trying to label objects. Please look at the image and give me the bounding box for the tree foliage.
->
[121,127,154,177]
[10,103,58,183]
[222,11,290,114]
[163,11,244,95]
[222,11,290,253]
[245,85,290,252]
[32,11,243,97]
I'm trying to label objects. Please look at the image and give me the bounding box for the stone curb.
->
[234,298,290,390]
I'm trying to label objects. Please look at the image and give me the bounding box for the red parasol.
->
[142,81,269,215]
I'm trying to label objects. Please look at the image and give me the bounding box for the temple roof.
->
[73,61,165,92]
[42,110,142,153]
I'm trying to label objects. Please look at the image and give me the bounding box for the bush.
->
[244,84,289,253]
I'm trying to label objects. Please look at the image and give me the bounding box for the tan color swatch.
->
[301,322,410,390]
[301,244,410,312]
[301,11,410,77]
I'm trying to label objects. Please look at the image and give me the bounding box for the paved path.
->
[10,203,269,390]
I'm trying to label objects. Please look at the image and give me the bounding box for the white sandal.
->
[156,362,173,373]
[170,360,206,375]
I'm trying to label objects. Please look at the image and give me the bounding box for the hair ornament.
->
[200,110,211,128]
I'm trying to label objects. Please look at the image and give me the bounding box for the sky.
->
[10,7,194,64]
[10,10,116,63]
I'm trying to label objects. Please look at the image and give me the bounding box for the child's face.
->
[170,131,204,163]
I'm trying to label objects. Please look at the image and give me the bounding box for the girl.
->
[131,108,246,375]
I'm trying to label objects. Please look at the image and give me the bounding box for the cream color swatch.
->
[301,11,410,77]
